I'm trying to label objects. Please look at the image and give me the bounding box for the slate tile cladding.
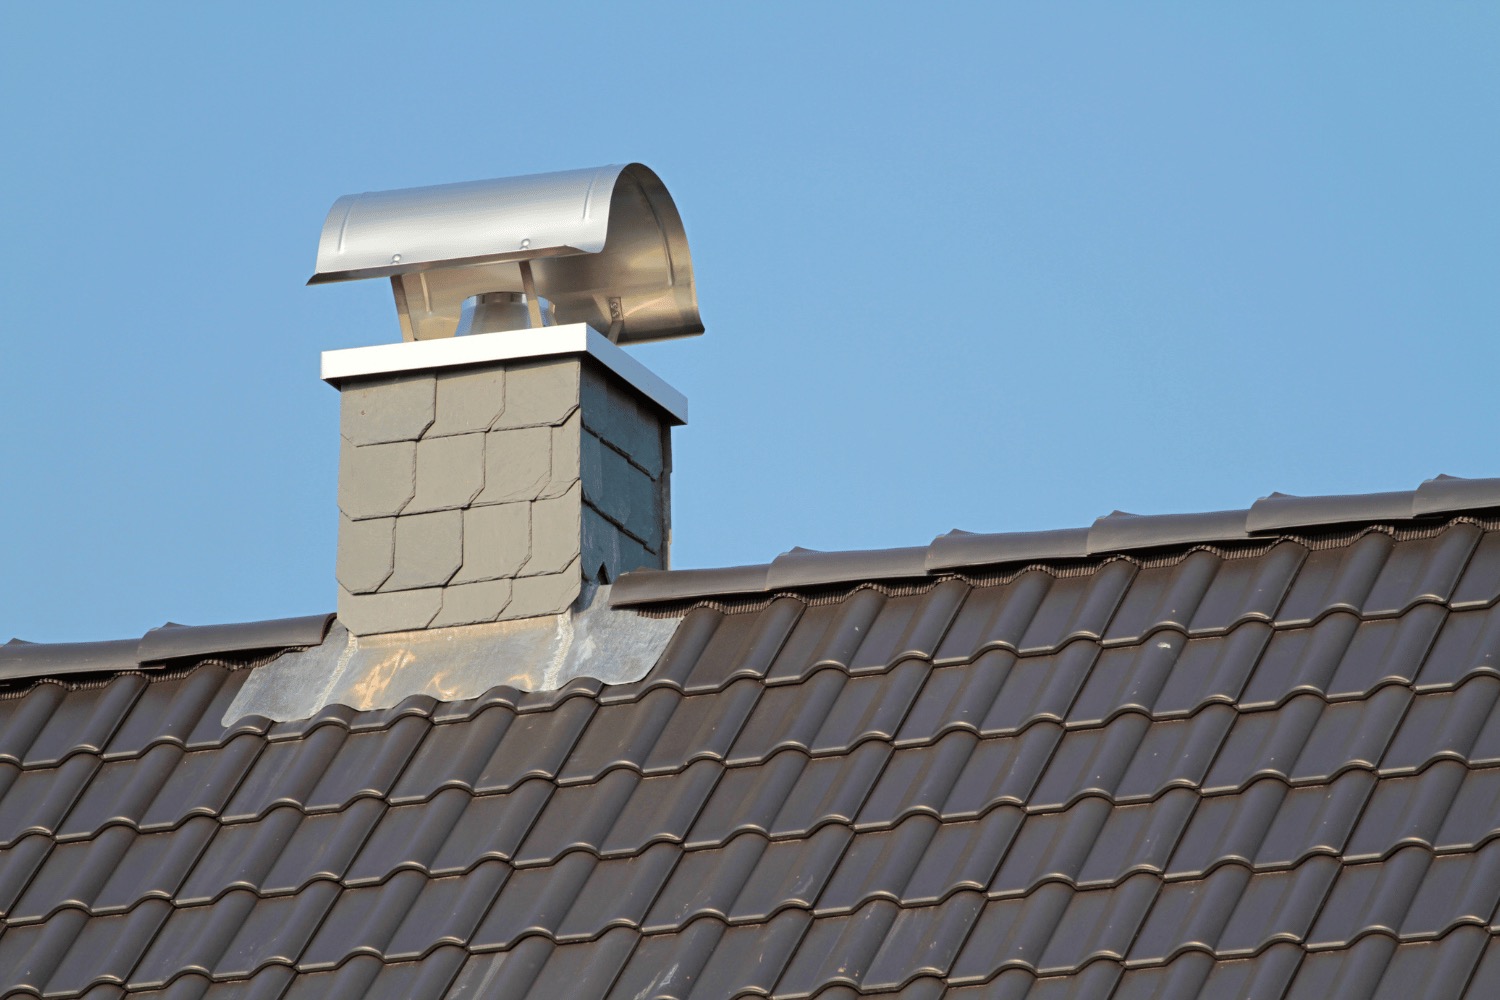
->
[2,519,1500,997]
[335,356,671,635]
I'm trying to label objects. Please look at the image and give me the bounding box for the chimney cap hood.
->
[307,163,702,345]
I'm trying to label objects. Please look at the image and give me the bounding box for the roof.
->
[3,482,1500,997]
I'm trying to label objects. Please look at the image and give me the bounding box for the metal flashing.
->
[225,586,679,722]
[320,323,687,425]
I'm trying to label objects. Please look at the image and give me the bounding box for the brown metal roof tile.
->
[523,926,638,1000]
[1150,623,1270,718]
[1185,542,1307,635]
[598,759,721,857]
[641,679,760,774]
[978,643,1097,737]
[259,798,384,895]
[816,816,938,915]
[425,781,552,875]
[1451,531,1500,610]
[512,768,640,866]
[1102,551,1223,645]
[1215,857,1339,956]
[692,908,810,998]
[1415,601,1500,690]
[1346,761,1468,861]
[554,842,678,942]
[731,824,850,923]
[556,686,681,784]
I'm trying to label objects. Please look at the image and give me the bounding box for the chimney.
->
[309,165,700,636]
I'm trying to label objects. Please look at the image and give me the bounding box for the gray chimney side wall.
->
[337,358,670,636]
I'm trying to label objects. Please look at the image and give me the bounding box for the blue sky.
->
[3,5,1497,642]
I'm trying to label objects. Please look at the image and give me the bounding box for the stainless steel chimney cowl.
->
[309,163,702,346]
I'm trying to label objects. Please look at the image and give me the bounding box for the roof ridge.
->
[614,476,1500,607]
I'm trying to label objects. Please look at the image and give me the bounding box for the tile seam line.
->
[20,921,1500,1000]
[2,586,1490,751]
[10,837,1496,950]
[893,925,1500,997]
[13,709,1500,855]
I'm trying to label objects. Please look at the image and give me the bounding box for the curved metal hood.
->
[308,163,702,345]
